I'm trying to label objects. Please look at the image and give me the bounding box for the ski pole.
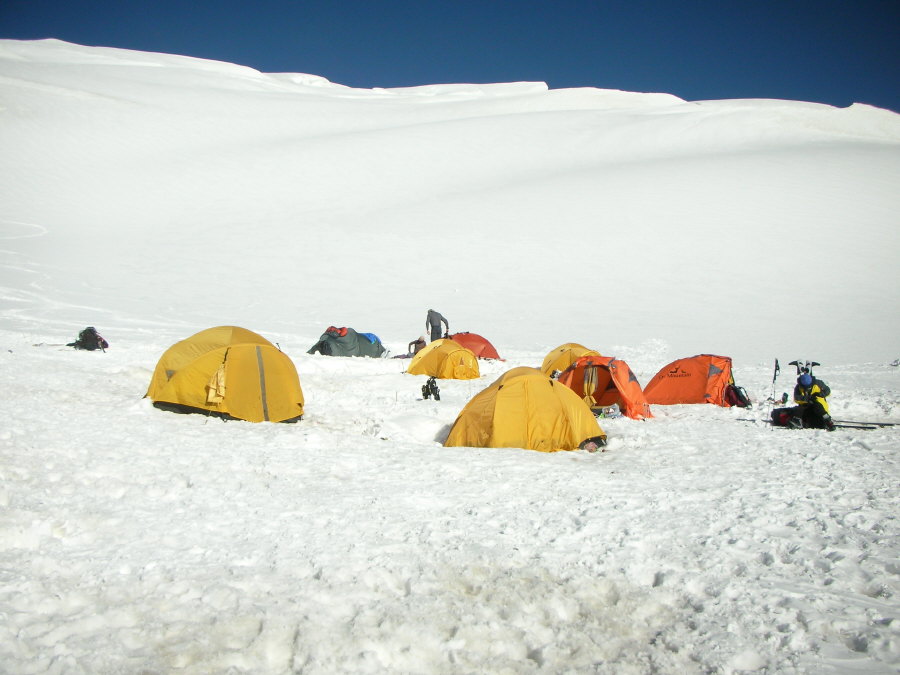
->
[766,359,780,426]
[832,419,898,427]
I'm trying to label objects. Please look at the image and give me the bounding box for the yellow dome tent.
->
[540,342,601,376]
[146,326,304,423]
[444,367,606,452]
[407,338,480,379]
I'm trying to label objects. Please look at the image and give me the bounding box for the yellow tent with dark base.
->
[540,342,601,375]
[444,367,606,452]
[407,338,480,379]
[146,326,304,423]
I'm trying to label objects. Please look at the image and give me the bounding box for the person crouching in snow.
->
[408,336,426,356]
[792,372,835,430]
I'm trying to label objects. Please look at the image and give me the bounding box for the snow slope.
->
[1,39,898,674]
[2,39,899,362]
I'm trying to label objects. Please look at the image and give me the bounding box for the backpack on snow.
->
[771,406,803,428]
[67,326,109,351]
[724,383,751,408]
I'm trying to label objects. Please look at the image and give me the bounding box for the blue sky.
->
[2,0,898,112]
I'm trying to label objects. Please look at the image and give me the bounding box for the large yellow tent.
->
[540,342,601,376]
[407,338,480,379]
[146,326,304,423]
[444,367,606,452]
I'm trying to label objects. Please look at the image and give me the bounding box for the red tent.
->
[447,332,502,360]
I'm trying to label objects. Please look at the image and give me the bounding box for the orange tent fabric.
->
[557,355,653,420]
[448,332,502,360]
[643,354,737,406]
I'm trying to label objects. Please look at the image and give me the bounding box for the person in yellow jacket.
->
[792,372,835,430]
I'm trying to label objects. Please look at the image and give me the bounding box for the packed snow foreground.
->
[1,40,899,674]
[2,335,898,674]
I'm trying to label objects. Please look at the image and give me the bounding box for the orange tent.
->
[643,354,741,407]
[448,332,502,360]
[557,355,653,420]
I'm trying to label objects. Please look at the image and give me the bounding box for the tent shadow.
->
[434,423,453,444]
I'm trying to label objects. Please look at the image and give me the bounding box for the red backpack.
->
[724,384,751,408]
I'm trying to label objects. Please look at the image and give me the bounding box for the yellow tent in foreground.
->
[407,338,480,379]
[444,367,606,452]
[146,326,304,423]
[540,342,601,376]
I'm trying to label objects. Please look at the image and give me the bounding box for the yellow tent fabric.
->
[206,364,226,404]
[582,365,599,407]
[540,343,601,375]
[407,338,480,379]
[444,367,605,452]
[146,326,304,423]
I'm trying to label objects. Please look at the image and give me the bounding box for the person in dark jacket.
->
[791,372,834,430]
[425,309,449,342]
[408,336,426,355]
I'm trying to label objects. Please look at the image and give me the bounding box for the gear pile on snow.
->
[67,327,108,351]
